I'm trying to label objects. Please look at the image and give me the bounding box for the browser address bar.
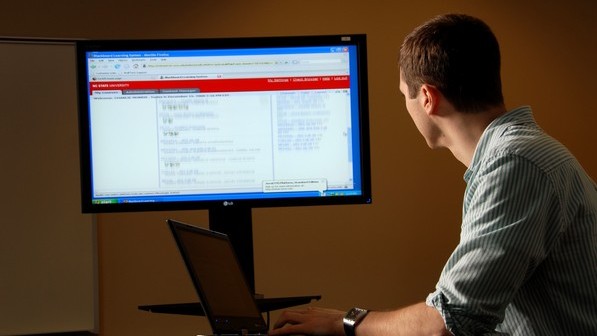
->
[300,59,343,64]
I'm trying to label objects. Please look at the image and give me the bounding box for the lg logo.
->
[223,201,234,206]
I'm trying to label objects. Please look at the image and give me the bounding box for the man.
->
[270,14,597,336]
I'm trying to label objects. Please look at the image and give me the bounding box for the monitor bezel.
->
[76,34,372,214]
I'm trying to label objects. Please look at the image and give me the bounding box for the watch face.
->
[344,308,369,336]
[345,307,368,323]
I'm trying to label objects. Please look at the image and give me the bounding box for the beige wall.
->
[2,1,595,335]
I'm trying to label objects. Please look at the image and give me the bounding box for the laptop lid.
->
[167,219,268,335]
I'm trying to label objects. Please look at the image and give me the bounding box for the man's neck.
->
[445,105,507,167]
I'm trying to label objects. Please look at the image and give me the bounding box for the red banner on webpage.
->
[89,76,350,94]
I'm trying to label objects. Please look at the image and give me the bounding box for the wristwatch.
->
[343,307,369,336]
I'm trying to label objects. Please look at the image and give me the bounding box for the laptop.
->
[167,219,269,335]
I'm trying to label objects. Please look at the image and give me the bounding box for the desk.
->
[139,295,321,316]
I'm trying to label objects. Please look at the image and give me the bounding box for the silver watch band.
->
[343,307,369,336]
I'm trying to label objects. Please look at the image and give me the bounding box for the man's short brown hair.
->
[399,14,504,113]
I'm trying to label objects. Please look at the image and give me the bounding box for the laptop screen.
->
[169,220,267,333]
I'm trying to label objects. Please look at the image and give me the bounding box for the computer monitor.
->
[76,34,371,292]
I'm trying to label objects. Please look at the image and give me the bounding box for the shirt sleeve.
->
[427,153,561,335]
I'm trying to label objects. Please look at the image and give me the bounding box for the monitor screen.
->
[76,34,371,213]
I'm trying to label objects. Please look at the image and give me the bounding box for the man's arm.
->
[270,302,451,336]
[359,302,451,336]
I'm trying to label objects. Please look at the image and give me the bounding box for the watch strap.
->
[343,307,369,336]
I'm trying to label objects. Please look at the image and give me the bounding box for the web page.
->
[86,47,360,201]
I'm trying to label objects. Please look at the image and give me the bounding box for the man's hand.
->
[270,307,346,336]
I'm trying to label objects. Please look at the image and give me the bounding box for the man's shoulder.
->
[486,124,573,173]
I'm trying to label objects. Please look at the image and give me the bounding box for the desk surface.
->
[139,295,322,316]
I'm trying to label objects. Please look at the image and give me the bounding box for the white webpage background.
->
[91,96,160,194]
[157,94,274,193]
[90,89,352,197]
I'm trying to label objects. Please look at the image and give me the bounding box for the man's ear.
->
[419,84,441,116]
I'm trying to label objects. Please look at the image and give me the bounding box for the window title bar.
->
[87,46,351,59]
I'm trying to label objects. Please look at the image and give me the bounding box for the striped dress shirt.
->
[426,106,597,335]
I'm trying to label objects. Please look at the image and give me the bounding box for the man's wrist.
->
[343,307,369,336]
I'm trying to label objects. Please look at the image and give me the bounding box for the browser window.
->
[85,46,357,201]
